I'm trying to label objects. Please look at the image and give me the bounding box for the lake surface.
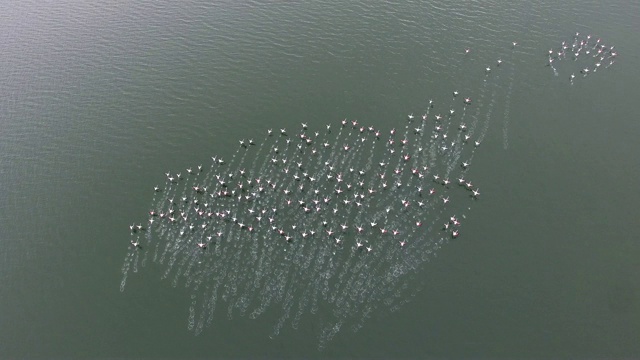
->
[1,0,639,358]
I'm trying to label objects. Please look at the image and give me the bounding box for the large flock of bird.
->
[120,36,614,347]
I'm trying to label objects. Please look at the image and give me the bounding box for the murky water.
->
[1,0,638,357]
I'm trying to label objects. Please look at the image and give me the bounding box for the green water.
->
[1,0,639,358]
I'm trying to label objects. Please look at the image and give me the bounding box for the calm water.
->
[1,0,639,358]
